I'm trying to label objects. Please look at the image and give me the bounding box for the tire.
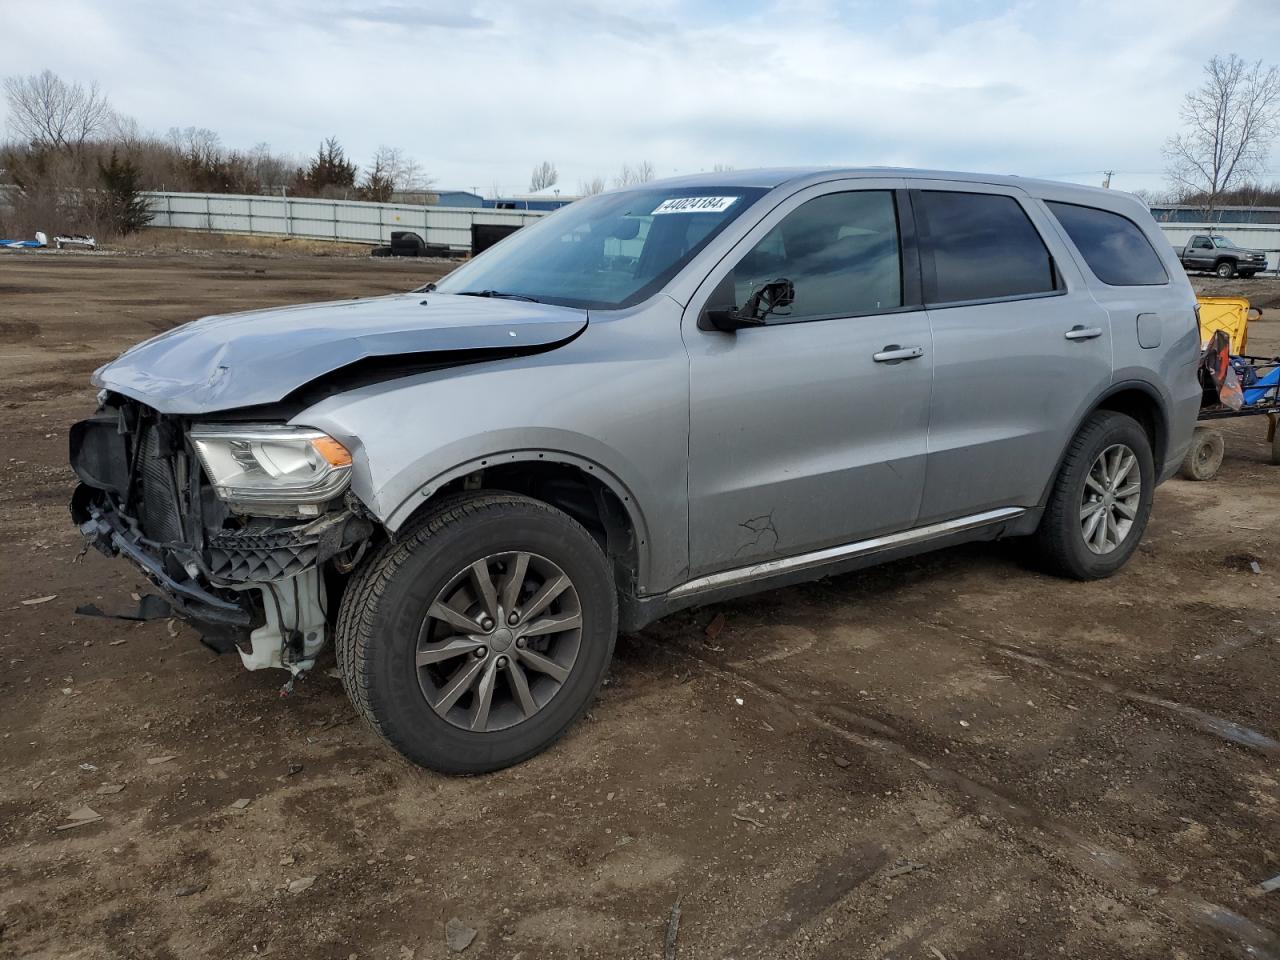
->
[1179,427,1224,480]
[1216,260,1237,279]
[390,231,425,252]
[1033,411,1155,580]
[336,493,618,774]
[370,246,393,258]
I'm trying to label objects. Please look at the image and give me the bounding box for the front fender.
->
[292,301,692,595]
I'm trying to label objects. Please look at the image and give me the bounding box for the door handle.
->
[1064,325,1103,341]
[872,344,924,363]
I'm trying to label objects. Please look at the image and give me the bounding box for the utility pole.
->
[1101,170,1113,189]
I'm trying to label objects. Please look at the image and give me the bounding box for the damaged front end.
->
[70,396,374,679]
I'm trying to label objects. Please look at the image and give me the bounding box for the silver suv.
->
[70,168,1201,772]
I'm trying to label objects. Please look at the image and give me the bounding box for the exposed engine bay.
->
[70,395,374,680]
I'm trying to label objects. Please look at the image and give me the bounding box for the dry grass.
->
[114,228,374,257]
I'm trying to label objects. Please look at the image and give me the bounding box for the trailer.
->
[1180,297,1280,480]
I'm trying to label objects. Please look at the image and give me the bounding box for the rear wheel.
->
[1216,260,1237,279]
[1033,411,1154,579]
[1179,427,1224,481]
[336,493,618,774]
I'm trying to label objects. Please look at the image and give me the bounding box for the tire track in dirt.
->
[987,640,1280,755]
[919,612,1280,758]
[669,641,1280,960]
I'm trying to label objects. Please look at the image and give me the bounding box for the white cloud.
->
[1,0,1276,194]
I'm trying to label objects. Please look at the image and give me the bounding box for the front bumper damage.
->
[70,399,373,677]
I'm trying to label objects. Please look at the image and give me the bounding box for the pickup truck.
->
[1176,234,1270,278]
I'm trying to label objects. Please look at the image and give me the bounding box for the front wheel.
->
[1216,260,1237,279]
[1033,411,1154,579]
[336,493,618,774]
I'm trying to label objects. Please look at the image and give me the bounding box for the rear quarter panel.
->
[1031,188,1201,480]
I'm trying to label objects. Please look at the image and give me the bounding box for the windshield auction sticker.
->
[651,196,739,215]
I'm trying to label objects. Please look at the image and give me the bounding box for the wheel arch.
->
[1036,380,1170,511]
[1093,382,1169,470]
[387,451,652,598]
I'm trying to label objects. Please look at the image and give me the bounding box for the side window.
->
[916,190,1057,304]
[731,190,902,320]
[1192,236,1213,249]
[1044,201,1168,286]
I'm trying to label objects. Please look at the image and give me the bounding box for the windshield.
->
[434,187,767,309]
[1212,236,1238,248]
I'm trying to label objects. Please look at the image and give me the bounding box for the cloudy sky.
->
[3,0,1278,195]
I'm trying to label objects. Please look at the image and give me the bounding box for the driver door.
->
[683,180,934,578]
[1187,236,1214,270]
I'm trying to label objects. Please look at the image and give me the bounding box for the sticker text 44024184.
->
[651,196,739,215]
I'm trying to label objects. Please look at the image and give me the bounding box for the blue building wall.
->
[431,190,486,208]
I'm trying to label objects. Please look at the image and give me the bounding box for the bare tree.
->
[360,146,432,199]
[2,69,113,154]
[712,162,735,172]
[529,160,558,192]
[578,176,606,196]
[248,142,295,193]
[168,126,222,168]
[398,153,433,192]
[613,160,656,188]
[1164,54,1280,220]
[109,112,143,150]
[1128,188,1168,209]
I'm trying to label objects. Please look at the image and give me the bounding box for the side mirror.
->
[700,275,795,333]
[744,278,795,322]
[701,273,750,332]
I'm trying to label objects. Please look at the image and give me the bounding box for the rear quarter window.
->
[1045,201,1168,286]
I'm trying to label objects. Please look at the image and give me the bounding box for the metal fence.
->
[142,191,548,251]
[129,192,1276,271]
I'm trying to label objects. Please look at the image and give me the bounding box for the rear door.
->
[684,179,934,577]
[908,182,1112,523]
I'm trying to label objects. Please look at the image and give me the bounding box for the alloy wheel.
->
[415,551,583,732]
[1079,443,1141,555]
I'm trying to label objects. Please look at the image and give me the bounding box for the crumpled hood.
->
[93,292,588,414]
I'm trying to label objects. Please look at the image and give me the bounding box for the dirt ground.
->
[0,245,1277,960]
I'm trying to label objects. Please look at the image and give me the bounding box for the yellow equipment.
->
[1195,296,1261,354]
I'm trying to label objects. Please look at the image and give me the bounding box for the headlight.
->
[189,424,352,510]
